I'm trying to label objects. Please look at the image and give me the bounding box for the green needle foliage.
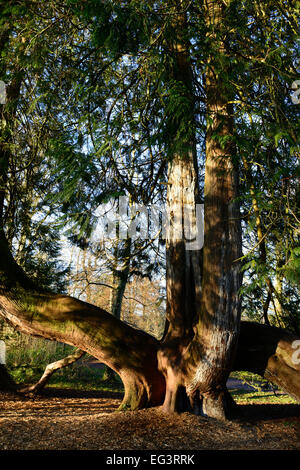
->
[0,0,298,331]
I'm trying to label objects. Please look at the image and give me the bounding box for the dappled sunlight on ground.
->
[0,389,299,450]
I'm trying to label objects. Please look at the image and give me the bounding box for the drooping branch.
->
[0,230,165,409]
[0,286,165,409]
[20,348,85,394]
[1,277,299,405]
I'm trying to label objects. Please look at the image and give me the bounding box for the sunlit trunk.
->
[159,1,242,419]
[184,0,243,420]
[157,4,202,413]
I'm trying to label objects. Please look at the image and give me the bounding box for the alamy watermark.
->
[0,81,6,104]
[0,340,5,365]
[291,340,300,365]
[95,196,204,250]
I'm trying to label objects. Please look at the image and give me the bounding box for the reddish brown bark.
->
[155,0,203,414]
[158,0,243,420]
[184,0,242,420]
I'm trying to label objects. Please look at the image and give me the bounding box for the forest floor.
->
[0,388,299,450]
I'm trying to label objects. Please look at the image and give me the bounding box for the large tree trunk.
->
[158,0,242,420]
[159,153,202,414]
[183,0,243,420]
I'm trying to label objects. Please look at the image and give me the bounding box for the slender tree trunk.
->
[273,243,285,326]
[103,237,131,381]
[242,159,289,329]
[242,157,273,325]
[111,238,131,321]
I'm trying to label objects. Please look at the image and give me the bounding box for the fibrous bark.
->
[186,0,243,420]
[158,0,243,420]
[157,6,203,414]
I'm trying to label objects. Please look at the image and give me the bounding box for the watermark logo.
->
[291,80,300,104]
[0,340,6,365]
[291,340,300,365]
[95,197,204,250]
[0,81,6,104]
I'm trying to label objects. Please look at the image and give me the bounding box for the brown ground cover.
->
[0,389,299,450]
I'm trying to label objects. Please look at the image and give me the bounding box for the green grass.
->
[231,388,297,405]
[229,371,298,404]
[45,366,124,393]
[46,382,123,393]
[8,362,124,393]
[230,370,271,389]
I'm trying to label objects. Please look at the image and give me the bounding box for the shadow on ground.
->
[237,403,300,422]
[38,387,123,400]
[18,387,300,423]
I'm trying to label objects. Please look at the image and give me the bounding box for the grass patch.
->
[46,366,124,393]
[11,364,298,405]
[46,380,123,394]
[231,388,297,405]
[8,362,124,394]
[230,370,271,390]
[229,371,298,405]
